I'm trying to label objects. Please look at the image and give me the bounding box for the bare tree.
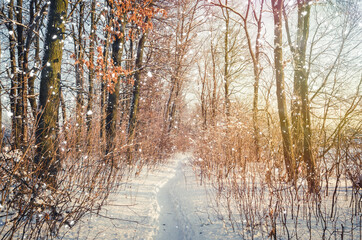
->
[106,18,125,153]
[35,0,68,187]
[272,0,296,182]
[284,0,319,191]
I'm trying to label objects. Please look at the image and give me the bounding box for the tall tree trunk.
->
[210,42,217,125]
[289,2,304,169]
[87,0,96,137]
[100,17,111,148]
[223,5,230,118]
[243,0,264,160]
[35,0,68,187]
[7,0,20,148]
[167,78,182,132]
[198,62,208,128]
[119,38,134,129]
[296,0,319,192]
[128,31,147,154]
[252,68,260,160]
[28,0,40,119]
[75,2,85,146]
[164,76,175,129]
[16,0,28,149]
[106,20,125,153]
[272,0,296,182]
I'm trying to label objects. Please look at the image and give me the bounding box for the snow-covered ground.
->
[62,152,239,240]
[61,152,361,240]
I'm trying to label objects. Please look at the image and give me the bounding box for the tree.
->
[35,0,68,187]
[164,0,202,132]
[213,0,266,159]
[106,19,125,153]
[72,1,85,146]
[27,0,42,120]
[284,0,322,192]
[222,1,231,118]
[7,0,20,148]
[128,30,147,152]
[86,0,96,137]
[16,0,28,149]
[272,0,296,182]
[294,0,318,192]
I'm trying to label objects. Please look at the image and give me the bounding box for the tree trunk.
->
[106,20,125,153]
[60,90,67,128]
[7,0,20,149]
[28,0,40,119]
[272,0,296,182]
[290,2,304,169]
[35,0,68,187]
[75,2,85,146]
[16,0,28,150]
[297,0,319,192]
[210,42,217,125]
[198,62,208,128]
[243,0,264,161]
[223,6,230,118]
[128,31,147,154]
[87,0,96,137]
[100,18,111,148]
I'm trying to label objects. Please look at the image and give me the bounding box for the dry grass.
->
[192,108,361,239]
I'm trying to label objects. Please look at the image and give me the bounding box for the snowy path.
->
[156,160,188,239]
[155,154,239,240]
[156,157,196,240]
[63,153,239,240]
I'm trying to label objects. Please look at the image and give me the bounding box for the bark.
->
[75,2,85,145]
[198,62,208,128]
[286,2,303,167]
[243,0,264,160]
[35,0,68,187]
[223,6,230,118]
[285,0,319,191]
[119,38,134,128]
[297,0,319,192]
[28,0,40,119]
[100,18,111,147]
[7,0,20,148]
[106,20,125,153]
[128,32,147,144]
[164,77,175,129]
[60,89,67,130]
[87,0,96,135]
[165,75,182,132]
[272,0,296,182]
[16,0,28,149]
[210,42,217,124]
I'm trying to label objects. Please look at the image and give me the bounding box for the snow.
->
[62,153,240,239]
[62,154,180,239]
[6,151,348,239]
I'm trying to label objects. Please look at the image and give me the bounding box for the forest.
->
[0,0,361,239]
